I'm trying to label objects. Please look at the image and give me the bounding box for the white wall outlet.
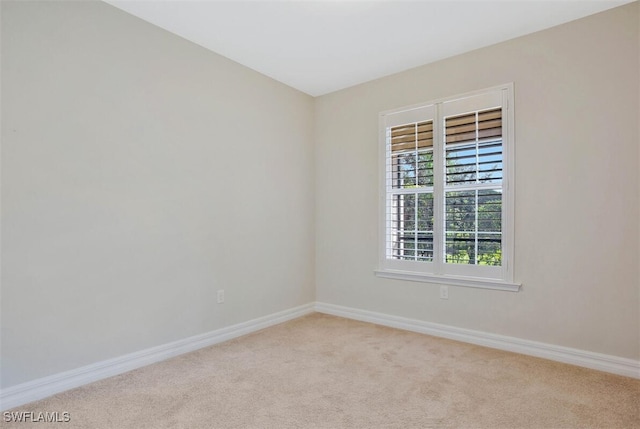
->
[217,289,225,304]
[440,286,449,300]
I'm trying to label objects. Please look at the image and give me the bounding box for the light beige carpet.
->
[3,313,639,428]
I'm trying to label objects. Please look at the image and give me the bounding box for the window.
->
[376,84,519,291]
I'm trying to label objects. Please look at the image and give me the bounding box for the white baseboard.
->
[3,301,637,411]
[0,303,315,411]
[314,302,640,379]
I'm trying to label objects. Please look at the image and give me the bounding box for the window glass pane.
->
[416,193,434,262]
[388,194,414,260]
[387,192,433,262]
[478,233,502,266]
[446,143,477,185]
[391,153,416,188]
[478,190,502,233]
[445,108,502,186]
[445,232,476,264]
[478,141,503,183]
[417,151,433,186]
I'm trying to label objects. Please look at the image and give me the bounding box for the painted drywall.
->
[315,2,640,360]
[1,0,315,388]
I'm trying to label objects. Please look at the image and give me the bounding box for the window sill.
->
[374,269,521,292]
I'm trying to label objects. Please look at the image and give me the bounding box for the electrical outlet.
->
[440,286,449,300]
[217,289,225,304]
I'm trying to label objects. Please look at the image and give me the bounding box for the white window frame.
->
[375,84,520,292]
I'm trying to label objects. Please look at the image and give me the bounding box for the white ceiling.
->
[104,0,633,96]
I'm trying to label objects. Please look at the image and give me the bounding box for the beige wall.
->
[315,2,640,360]
[1,0,315,388]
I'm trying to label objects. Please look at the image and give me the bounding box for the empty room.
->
[1,0,639,427]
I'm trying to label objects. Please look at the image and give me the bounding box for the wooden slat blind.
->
[445,108,501,144]
[391,121,433,152]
